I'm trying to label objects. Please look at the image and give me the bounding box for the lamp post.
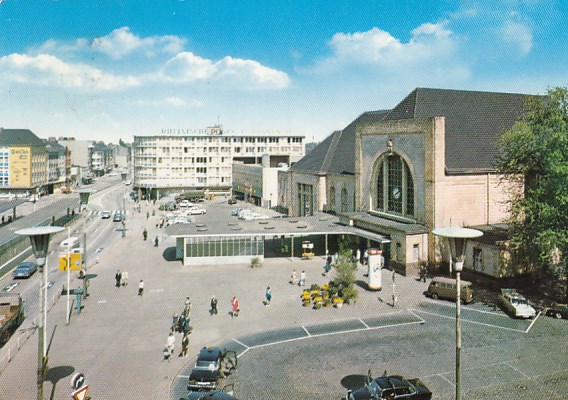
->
[432,227,482,400]
[15,226,65,400]
[78,189,96,298]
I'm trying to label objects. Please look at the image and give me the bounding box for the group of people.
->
[114,270,129,287]
[165,297,192,360]
[290,269,307,286]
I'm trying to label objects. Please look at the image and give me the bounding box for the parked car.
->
[179,200,193,208]
[101,210,112,219]
[185,390,237,400]
[188,206,206,215]
[231,208,243,216]
[345,372,432,400]
[228,198,237,205]
[544,304,568,320]
[187,347,237,392]
[113,211,123,222]
[425,277,474,304]
[12,261,39,279]
[499,288,536,319]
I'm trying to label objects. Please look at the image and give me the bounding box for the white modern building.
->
[133,126,305,200]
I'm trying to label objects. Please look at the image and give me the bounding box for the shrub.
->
[310,283,321,291]
[341,287,359,304]
[250,257,262,268]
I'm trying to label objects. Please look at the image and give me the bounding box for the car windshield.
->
[196,360,217,369]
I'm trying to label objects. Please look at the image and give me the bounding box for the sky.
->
[0,0,566,144]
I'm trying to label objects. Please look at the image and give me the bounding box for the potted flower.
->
[333,297,344,308]
[324,299,332,307]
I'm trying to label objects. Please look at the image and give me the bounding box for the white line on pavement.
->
[232,338,249,349]
[302,325,311,336]
[359,318,370,329]
[525,311,541,333]
[438,373,455,387]
[423,298,506,317]
[505,361,531,379]
[410,308,527,333]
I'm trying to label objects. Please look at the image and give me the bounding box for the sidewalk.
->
[0,199,430,399]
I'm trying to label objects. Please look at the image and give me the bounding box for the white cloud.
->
[501,21,533,55]
[312,22,457,72]
[0,53,140,90]
[158,52,290,89]
[134,97,203,108]
[90,27,186,59]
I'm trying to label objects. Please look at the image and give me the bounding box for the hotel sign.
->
[9,147,31,187]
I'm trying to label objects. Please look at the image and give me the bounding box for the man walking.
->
[210,295,218,315]
[138,280,145,296]
[231,296,239,318]
[179,333,189,358]
[115,270,122,288]
[299,270,306,287]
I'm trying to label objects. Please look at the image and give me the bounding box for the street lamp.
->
[78,189,96,298]
[432,227,482,400]
[15,225,65,400]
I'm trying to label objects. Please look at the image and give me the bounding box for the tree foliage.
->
[496,87,568,278]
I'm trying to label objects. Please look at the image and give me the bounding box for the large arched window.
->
[340,188,349,213]
[376,154,414,216]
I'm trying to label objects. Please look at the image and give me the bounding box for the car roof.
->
[197,346,221,361]
[373,376,413,390]
[17,261,36,267]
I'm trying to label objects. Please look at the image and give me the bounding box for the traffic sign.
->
[72,385,89,400]
[70,372,85,389]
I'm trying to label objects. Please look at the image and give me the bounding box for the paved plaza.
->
[1,198,567,399]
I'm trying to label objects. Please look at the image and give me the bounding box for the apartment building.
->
[0,128,47,194]
[133,125,304,200]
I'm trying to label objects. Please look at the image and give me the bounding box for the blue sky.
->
[0,0,566,143]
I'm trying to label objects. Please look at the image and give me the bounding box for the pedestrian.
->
[179,332,189,358]
[290,269,297,285]
[146,211,149,220]
[299,270,306,287]
[326,254,332,266]
[184,297,191,316]
[363,249,369,265]
[183,312,191,334]
[264,287,272,306]
[420,264,427,282]
[121,271,128,286]
[154,236,159,247]
[356,249,361,265]
[333,252,338,265]
[115,270,122,288]
[177,313,185,333]
[143,228,148,241]
[324,261,331,275]
[231,296,240,318]
[138,280,144,296]
[210,295,218,315]
[171,312,179,332]
[165,331,175,357]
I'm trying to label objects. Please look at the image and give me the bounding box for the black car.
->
[228,198,237,205]
[187,347,237,392]
[188,347,223,391]
[346,373,432,400]
[545,304,568,319]
[184,390,237,399]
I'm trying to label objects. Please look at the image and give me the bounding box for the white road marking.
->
[423,298,506,317]
[302,325,311,336]
[438,373,455,387]
[525,311,541,333]
[359,318,370,329]
[410,308,527,333]
[97,300,107,304]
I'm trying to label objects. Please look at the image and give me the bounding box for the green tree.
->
[497,87,568,299]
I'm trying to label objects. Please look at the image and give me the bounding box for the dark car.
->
[346,373,432,400]
[228,198,237,205]
[188,347,223,391]
[545,304,568,319]
[12,261,39,279]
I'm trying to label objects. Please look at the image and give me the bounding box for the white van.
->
[60,237,81,251]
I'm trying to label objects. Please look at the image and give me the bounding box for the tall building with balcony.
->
[133,125,305,200]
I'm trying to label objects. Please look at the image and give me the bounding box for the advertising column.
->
[367,248,384,290]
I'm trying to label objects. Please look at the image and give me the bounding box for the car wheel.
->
[556,312,563,319]
[432,293,439,300]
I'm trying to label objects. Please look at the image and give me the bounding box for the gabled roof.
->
[383,88,537,173]
[290,110,390,175]
[0,129,45,147]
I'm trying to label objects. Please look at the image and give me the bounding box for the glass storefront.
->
[185,236,264,258]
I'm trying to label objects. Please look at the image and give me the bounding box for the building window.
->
[298,183,313,217]
[375,154,414,217]
[340,188,349,213]
[329,186,336,211]
[413,244,419,262]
